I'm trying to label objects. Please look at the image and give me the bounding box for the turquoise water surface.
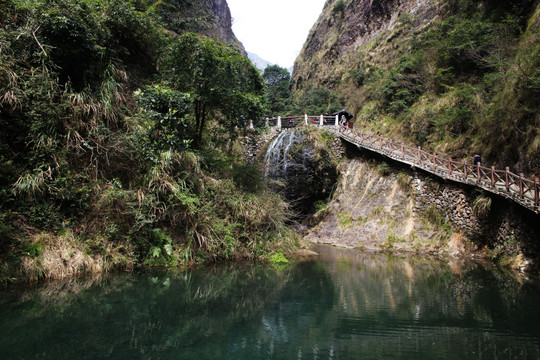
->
[1,245,539,359]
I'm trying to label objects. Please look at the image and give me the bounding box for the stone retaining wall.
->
[239,128,280,162]
[410,169,539,249]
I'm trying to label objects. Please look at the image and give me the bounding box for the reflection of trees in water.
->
[0,264,301,359]
[122,265,290,358]
[1,251,539,360]
[4,274,109,309]
[243,261,337,358]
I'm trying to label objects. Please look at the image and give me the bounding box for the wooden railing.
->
[328,125,539,213]
[268,116,538,213]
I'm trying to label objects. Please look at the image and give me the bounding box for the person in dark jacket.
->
[473,154,482,166]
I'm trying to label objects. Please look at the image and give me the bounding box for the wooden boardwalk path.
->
[270,114,539,213]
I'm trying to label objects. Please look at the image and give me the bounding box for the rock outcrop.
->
[306,141,540,272]
[158,0,246,54]
[207,0,246,54]
[293,0,444,99]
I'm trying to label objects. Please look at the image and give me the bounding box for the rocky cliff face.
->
[158,0,246,54]
[293,0,444,95]
[207,0,246,54]
[292,0,540,175]
[306,142,540,272]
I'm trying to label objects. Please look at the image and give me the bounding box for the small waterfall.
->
[263,129,338,217]
[264,130,312,179]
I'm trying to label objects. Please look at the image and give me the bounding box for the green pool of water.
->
[1,245,539,359]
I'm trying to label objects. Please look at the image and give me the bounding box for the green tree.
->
[263,65,292,114]
[135,85,192,152]
[294,87,342,115]
[163,33,265,148]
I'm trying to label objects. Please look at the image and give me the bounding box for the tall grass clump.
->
[472,194,492,217]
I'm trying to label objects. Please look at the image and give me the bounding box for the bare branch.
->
[32,25,47,57]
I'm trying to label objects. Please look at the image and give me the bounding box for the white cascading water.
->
[263,129,336,218]
[264,130,309,178]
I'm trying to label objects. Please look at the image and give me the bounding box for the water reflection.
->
[0,246,539,359]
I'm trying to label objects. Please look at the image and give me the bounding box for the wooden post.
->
[505,167,510,192]
[304,114,308,125]
[535,177,539,209]
[448,159,452,177]
[401,144,404,159]
[519,173,524,199]
[477,162,481,182]
[277,116,282,128]
[463,162,467,178]
[417,146,421,163]
[335,115,339,127]
[491,166,495,188]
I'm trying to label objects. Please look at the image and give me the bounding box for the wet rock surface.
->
[263,130,339,216]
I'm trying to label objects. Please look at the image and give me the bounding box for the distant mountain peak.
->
[247,52,293,73]
[247,52,273,71]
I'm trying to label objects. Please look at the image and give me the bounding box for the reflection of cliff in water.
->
[253,246,540,359]
[313,244,529,323]
[1,249,539,359]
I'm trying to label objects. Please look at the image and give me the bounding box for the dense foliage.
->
[163,32,265,148]
[293,87,343,115]
[0,0,298,283]
[263,65,293,114]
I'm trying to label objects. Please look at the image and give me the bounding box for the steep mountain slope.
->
[153,0,246,54]
[293,0,540,175]
[294,0,442,88]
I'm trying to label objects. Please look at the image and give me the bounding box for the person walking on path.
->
[473,154,482,166]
